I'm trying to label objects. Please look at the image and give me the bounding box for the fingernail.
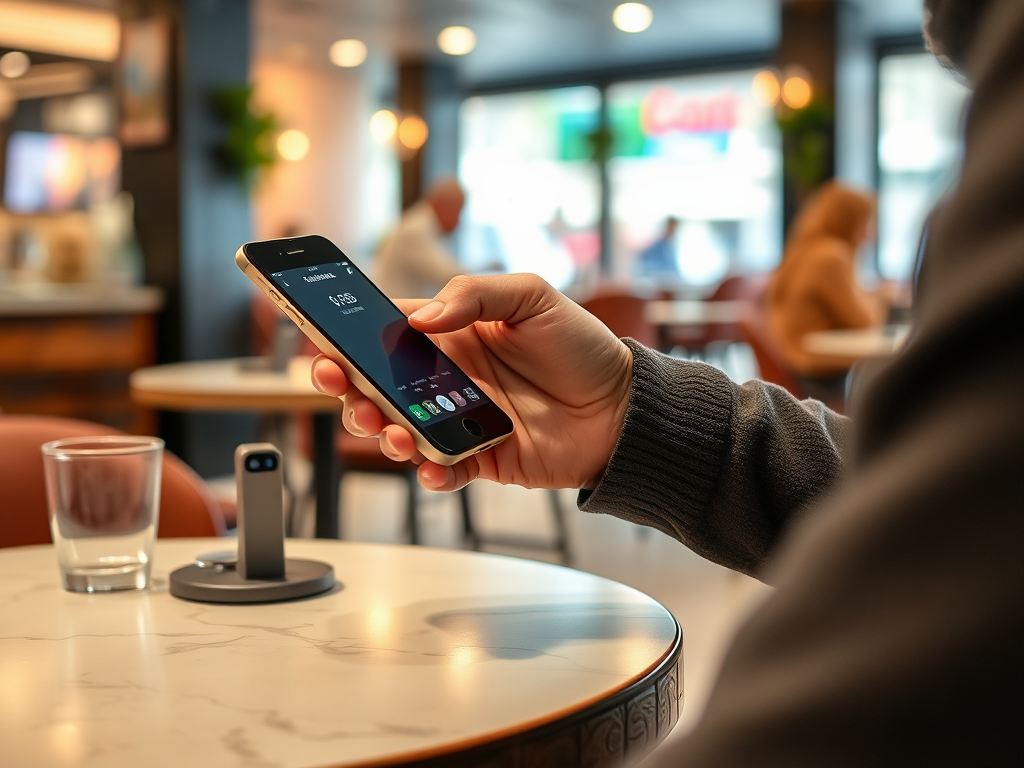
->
[410,301,444,323]
[381,430,399,459]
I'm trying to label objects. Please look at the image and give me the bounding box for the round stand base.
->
[169,558,336,603]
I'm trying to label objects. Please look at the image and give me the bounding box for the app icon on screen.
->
[448,390,467,407]
[436,395,456,412]
[422,400,442,416]
[409,404,430,422]
[462,387,480,402]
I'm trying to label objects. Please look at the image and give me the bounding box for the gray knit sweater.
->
[577,2,1024,763]
[581,345,851,581]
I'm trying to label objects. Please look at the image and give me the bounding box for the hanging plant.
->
[213,84,278,190]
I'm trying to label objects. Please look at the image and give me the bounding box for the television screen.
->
[3,131,120,213]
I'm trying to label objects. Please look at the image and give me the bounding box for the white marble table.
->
[0,539,681,768]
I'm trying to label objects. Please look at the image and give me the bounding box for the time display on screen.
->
[329,293,358,306]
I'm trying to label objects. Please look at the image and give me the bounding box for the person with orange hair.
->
[766,181,888,397]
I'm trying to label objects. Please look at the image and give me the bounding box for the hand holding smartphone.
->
[236,235,514,465]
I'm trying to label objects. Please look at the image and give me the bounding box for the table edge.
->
[353,620,683,768]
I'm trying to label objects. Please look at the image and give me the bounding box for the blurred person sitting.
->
[766,181,888,400]
[372,177,469,299]
[636,216,681,279]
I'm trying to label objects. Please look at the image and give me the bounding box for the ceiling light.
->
[0,51,30,79]
[0,1,119,61]
[397,116,428,150]
[277,129,310,162]
[369,110,398,144]
[613,3,653,33]
[781,76,812,109]
[751,70,781,107]
[329,39,367,68]
[437,26,476,56]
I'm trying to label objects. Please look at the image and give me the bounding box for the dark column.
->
[119,0,256,475]
[398,59,463,209]
[397,60,425,211]
[776,0,837,230]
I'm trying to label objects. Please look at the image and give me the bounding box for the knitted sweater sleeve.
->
[579,339,852,581]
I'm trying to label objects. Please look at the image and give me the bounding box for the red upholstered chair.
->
[579,292,659,349]
[736,312,807,399]
[662,273,771,354]
[0,415,226,549]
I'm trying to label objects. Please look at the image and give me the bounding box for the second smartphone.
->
[236,235,514,466]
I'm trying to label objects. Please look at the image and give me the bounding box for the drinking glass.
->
[41,436,163,592]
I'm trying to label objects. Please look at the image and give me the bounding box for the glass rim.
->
[41,435,165,458]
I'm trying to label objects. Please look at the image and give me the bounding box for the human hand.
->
[311,274,633,493]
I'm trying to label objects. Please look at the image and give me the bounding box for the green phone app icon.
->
[408,404,430,421]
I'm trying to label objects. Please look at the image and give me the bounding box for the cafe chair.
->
[662,273,770,358]
[0,415,226,549]
[579,291,658,349]
[736,313,807,400]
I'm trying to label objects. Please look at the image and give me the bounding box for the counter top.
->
[0,283,164,316]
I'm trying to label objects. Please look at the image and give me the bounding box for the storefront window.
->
[459,87,601,291]
[607,69,782,287]
[877,53,970,282]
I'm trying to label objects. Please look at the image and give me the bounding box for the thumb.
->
[408,274,561,333]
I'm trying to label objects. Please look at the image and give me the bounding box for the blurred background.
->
[0,0,970,742]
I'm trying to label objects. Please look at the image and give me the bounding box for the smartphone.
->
[236,235,514,465]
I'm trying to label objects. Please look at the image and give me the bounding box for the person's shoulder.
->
[801,238,852,273]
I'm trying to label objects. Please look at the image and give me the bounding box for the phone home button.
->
[462,418,484,438]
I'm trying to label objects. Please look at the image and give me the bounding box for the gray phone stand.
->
[169,444,336,604]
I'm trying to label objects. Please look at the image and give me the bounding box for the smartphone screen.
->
[268,259,491,425]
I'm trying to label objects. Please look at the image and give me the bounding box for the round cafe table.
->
[0,539,682,768]
[130,357,344,538]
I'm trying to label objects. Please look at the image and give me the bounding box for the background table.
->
[131,358,343,538]
[644,300,747,354]
[803,325,910,360]
[0,539,682,768]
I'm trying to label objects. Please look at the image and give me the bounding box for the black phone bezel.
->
[243,236,513,456]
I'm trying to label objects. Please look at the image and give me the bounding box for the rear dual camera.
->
[246,454,278,472]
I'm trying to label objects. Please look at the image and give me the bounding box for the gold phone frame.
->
[235,244,512,466]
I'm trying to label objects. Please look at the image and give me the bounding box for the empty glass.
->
[41,436,163,592]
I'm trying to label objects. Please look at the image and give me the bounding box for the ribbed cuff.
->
[579,340,734,536]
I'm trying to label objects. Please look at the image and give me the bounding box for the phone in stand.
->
[236,235,514,466]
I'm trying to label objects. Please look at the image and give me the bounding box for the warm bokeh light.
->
[0,50,30,78]
[612,3,653,33]
[0,1,119,61]
[329,38,367,68]
[398,115,429,150]
[276,129,310,161]
[437,26,476,56]
[781,75,812,109]
[751,69,781,107]
[369,109,398,144]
